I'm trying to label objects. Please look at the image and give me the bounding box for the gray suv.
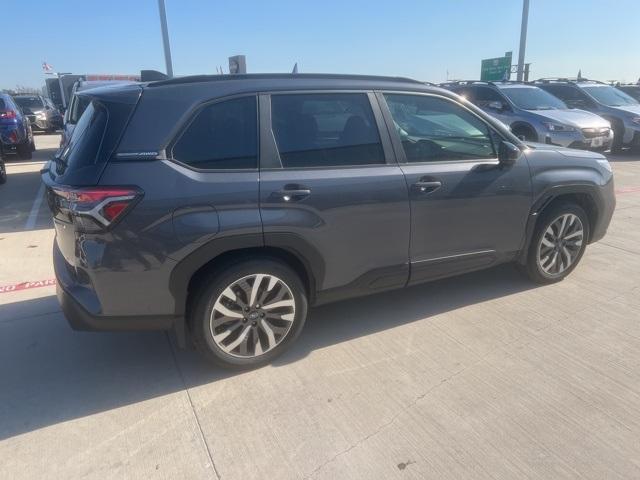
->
[441,81,613,150]
[535,79,640,152]
[42,74,615,368]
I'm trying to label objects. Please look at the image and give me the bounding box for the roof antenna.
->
[292,62,298,74]
[577,69,583,80]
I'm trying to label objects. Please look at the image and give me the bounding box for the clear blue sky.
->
[3,0,639,90]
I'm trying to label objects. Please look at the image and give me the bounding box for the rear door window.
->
[474,87,505,108]
[271,93,385,168]
[172,96,258,170]
[540,85,592,108]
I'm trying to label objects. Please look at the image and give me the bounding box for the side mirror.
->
[499,141,520,166]
[488,101,504,111]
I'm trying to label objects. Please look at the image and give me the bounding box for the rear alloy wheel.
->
[210,273,296,357]
[522,203,590,284]
[191,259,307,368]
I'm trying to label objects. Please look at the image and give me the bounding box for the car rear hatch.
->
[42,84,143,266]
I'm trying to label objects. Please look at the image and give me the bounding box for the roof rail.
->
[439,79,532,88]
[439,80,487,87]
[148,73,425,87]
[534,77,606,85]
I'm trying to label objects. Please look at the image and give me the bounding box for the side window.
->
[474,87,507,109]
[542,85,591,108]
[452,87,475,102]
[383,94,497,163]
[172,96,257,170]
[271,93,385,168]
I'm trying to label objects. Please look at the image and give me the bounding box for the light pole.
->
[157,0,174,77]
[516,0,530,82]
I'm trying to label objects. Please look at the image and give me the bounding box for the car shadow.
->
[32,130,62,136]
[0,263,536,441]
[3,147,57,165]
[606,149,640,162]
[0,170,52,233]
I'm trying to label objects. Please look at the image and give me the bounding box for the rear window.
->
[58,101,107,169]
[0,99,6,110]
[172,96,258,170]
[14,96,44,109]
[68,94,92,124]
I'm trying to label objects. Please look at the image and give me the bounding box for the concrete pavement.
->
[1,135,640,479]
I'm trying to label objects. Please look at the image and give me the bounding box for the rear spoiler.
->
[140,70,169,82]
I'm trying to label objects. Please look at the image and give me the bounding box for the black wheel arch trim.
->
[169,232,324,316]
[518,182,602,263]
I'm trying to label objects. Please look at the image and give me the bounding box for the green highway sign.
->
[481,51,513,81]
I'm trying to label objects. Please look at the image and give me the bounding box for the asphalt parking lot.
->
[1,134,640,479]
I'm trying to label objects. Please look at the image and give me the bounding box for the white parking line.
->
[25,182,45,230]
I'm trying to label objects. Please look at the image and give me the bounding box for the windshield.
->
[619,86,640,102]
[581,85,639,107]
[499,87,567,110]
[14,96,44,110]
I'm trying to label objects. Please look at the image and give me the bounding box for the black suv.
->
[43,74,616,368]
[13,95,63,132]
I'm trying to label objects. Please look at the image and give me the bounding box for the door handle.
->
[413,180,442,193]
[273,187,311,202]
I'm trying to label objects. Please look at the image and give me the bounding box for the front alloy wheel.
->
[536,213,584,276]
[210,274,296,357]
[522,203,590,284]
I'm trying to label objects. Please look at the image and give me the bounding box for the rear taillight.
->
[52,186,143,231]
[0,110,17,119]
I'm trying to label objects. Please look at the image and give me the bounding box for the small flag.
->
[42,61,53,72]
[292,63,298,74]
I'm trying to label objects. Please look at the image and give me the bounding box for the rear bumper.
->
[54,241,178,332]
[0,125,28,147]
[57,283,177,331]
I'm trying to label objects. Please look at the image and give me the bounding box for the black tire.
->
[16,142,32,160]
[512,125,538,143]
[522,202,590,284]
[190,258,308,369]
[610,120,624,153]
[0,160,6,184]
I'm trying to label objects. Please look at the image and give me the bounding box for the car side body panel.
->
[43,75,616,339]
